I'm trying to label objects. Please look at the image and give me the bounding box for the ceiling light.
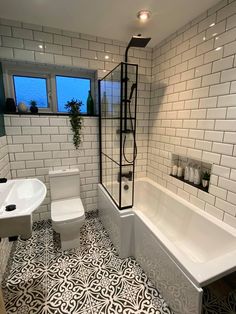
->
[215,47,222,51]
[209,22,215,27]
[105,55,109,60]
[38,44,43,49]
[137,10,151,22]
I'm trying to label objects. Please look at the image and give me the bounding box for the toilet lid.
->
[51,197,85,223]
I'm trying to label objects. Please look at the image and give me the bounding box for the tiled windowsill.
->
[5,112,99,117]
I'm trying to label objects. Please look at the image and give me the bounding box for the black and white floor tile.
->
[2,215,236,314]
[202,282,236,314]
[2,216,173,314]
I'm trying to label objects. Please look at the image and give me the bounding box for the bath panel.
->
[98,177,236,313]
[98,184,134,258]
[134,214,202,314]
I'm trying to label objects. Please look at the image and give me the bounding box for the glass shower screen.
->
[99,62,138,210]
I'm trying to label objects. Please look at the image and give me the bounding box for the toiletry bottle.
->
[194,166,201,185]
[184,163,189,181]
[172,164,178,176]
[189,164,194,182]
[177,165,183,178]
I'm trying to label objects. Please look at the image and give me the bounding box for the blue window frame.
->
[13,75,48,108]
[56,75,91,113]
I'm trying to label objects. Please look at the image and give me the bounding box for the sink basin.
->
[0,179,47,238]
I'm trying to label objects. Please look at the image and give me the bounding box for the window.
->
[3,62,96,115]
[56,76,90,113]
[13,75,49,108]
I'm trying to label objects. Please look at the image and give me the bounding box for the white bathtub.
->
[134,178,236,286]
[98,177,236,314]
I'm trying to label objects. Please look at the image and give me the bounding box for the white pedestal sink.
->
[0,179,47,239]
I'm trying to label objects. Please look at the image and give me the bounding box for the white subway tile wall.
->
[5,115,99,221]
[148,0,236,229]
[0,136,10,179]
[0,18,151,220]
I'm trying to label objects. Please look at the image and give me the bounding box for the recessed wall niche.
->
[170,154,212,193]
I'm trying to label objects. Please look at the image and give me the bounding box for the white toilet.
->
[49,168,85,250]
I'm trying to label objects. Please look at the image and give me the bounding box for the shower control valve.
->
[117,171,133,182]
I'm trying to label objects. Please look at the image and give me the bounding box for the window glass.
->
[13,75,48,108]
[56,76,91,113]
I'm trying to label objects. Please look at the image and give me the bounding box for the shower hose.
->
[123,84,137,164]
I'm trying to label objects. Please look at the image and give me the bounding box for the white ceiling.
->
[0,0,220,47]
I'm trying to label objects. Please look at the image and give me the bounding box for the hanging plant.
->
[65,99,83,149]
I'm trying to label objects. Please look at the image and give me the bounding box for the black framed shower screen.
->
[99,62,138,210]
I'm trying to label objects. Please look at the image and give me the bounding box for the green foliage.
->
[202,171,210,180]
[65,99,83,149]
[30,100,37,107]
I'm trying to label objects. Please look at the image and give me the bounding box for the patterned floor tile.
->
[202,286,236,314]
[2,216,235,314]
[2,218,172,314]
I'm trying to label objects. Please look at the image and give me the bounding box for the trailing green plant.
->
[65,99,83,149]
[202,171,210,181]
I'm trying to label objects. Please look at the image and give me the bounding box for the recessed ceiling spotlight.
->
[137,10,151,22]
[209,22,215,27]
[105,55,109,59]
[38,44,43,49]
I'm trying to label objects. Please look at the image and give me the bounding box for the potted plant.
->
[30,100,38,114]
[202,171,210,188]
[65,99,83,149]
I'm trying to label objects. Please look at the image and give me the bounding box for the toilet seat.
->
[51,197,85,224]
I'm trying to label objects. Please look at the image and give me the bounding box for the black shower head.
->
[127,35,151,48]
[125,35,151,62]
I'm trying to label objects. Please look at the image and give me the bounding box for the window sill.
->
[4,112,99,117]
